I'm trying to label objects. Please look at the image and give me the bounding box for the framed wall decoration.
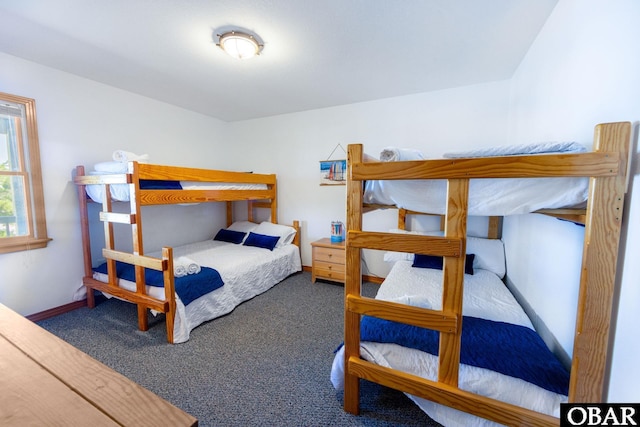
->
[320,143,347,186]
[319,159,346,185]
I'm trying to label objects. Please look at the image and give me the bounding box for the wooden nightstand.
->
[311,238,345,284]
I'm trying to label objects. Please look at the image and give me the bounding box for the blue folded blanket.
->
[139,180,182,190]
[94,261,223,306]
[360,315,569,396]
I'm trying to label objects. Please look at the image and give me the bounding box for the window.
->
[0,92,50,253]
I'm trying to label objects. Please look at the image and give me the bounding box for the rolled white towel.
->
[174,256,201,276]
[186,262,201,275]
[174,264,188,278]
[380,147,425,162]
[112,150,150,163]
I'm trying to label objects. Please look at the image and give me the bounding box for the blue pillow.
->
[243,232,279,251]
[412,253,475,275]
[214,228,246,244]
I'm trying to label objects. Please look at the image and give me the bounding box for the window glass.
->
[0,92,50,252]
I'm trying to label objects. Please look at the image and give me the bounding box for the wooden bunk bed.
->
[339,122,631,426]
[74,161,301,344]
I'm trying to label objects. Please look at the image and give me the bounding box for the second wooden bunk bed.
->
[342,121,631,426]
[74,161,300,344]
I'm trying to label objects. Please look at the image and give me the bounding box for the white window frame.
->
[0,92,50,254]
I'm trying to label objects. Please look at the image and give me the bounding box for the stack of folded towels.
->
[174,256,201,278]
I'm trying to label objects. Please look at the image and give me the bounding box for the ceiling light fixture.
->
[217,31,263,60]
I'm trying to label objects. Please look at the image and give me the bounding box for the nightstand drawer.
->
[314,260,345,274]
[313,266,345,282]
[314,246,345,264]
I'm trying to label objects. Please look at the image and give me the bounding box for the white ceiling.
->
[0,0,558,122]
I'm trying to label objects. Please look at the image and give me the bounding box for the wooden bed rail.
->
[343,121,632,426]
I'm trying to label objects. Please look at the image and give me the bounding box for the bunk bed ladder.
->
[74,163,177,343]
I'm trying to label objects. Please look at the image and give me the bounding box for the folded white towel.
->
[174,256,201,277]
[380,147,425,162]
[174,264,188,278]
[112,150,150,163]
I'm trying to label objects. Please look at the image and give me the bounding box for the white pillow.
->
[467,236,506,278]
[383,228,442,263]
[252,221,297,248]
[227,221,258,233]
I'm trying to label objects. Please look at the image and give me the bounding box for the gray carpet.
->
[38,272,442,427]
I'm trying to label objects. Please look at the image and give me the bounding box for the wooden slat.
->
[438,178,469,386]
[102,248,166,271]
[348,358,559,427]
[346,295,458,333]
[570,121,631,402]
[534,208,586,225]
[0,337,120,426]
[348,231,463,256]
[73,173,130,185]
[351,151,619,181]
[136,162,276,184]
[0,304,197,426]
[83,277,168,313]
[139,189,276,205]
[99,211,135,224]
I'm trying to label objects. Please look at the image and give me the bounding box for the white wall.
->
[0,52,232,315]
[505,0,640,402]
[227,81,511,274]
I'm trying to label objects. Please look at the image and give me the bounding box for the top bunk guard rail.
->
[72,161,281,343]
[73,162,278,207]
[343,122,632,426]
[350,151,620,180]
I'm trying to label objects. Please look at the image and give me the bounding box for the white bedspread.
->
[93,240,301,343]
[330,261,567,427]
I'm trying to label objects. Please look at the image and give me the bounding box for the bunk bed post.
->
[487,216,502,239]
[438,178,469,386]
[226,201,233,227]
[398,208,407,229]
[75,165,96,308]
[162,247,176,344]
[569,121,631,402]
[344,143,364,414]
[271,183,278,224]
[128,161,149,332]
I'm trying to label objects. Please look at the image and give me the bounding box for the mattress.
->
[330,260,568,427]
[85,176,269,203]
[364,177,588,216]
[93,239,301,343]
[364,142,589,216]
